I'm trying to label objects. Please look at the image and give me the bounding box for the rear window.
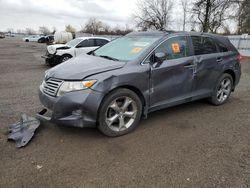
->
[216,42,229,52]
[95,39,109,46]
[191,36,218,55]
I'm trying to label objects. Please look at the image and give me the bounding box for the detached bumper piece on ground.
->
[8,114,40,148]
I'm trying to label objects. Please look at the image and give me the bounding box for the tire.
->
[210,73,233,105]
[59,55,72,64]
[98,88,142,137]
[25,39,29,42]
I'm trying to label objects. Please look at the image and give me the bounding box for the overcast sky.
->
[0,0,187,32]
[0,0,140,32]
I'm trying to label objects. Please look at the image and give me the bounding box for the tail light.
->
[238,54,243,62]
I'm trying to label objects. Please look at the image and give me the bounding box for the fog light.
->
[72,110,82,116]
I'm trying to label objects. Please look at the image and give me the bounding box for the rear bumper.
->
[38,87,104,128]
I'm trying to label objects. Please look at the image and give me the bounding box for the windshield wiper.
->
[99,55,120,61]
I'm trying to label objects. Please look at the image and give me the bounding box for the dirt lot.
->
[0,37,249,188]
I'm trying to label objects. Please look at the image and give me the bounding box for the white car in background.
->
[42,37,110,66]
[23,35,42,42]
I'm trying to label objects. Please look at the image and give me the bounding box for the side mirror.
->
[155,52,166,64]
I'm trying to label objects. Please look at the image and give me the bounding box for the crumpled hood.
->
[47,44,68,54]
[46,54,126,80]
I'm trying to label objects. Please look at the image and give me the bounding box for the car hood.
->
[46,54,126,80]
[47,44,69,54]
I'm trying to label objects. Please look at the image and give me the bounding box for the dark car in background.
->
[0,32,5,38]
[38,35,54,44]
[38,31,242,136]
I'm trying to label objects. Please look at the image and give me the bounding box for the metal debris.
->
[8,114,40,148]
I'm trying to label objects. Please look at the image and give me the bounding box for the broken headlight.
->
[57,80,97,96]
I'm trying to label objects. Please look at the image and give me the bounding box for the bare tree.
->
[234,0,250,34]
[39,26,51,35]
[82,18,103,34]
[7,28,14,33]
[52,26,57,34]
[192,0,234,33]
[25,28,36,35]
[180,0,189,31]
[134,0,173,31]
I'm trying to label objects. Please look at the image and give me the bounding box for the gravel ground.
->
[0,37,249,188]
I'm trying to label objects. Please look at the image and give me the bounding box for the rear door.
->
[191,36,221,98]
[149,35,195,110]
[75,39,98,56]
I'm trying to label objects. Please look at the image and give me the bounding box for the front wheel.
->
[98,89,142,137]
[210,73,233,105]
[59,55,72,64]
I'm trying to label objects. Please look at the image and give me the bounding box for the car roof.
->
[127,31,226,39]
[127,31,173,37]
[77,36,110,41]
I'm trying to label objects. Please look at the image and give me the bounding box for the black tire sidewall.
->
[211,73,233,105]
[60,55,71,63]
[98,88,142,137]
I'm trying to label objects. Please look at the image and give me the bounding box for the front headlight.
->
[57,80,97,96]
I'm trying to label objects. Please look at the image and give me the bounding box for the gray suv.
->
[38,31,242,136]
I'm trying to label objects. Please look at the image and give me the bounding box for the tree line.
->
[5,0,250,36]
[135,0,250,34]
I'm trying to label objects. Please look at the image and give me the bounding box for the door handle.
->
[217,57,223,62]
[184,63,195,68]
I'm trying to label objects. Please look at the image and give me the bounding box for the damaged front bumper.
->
[8,114,40,148]
[38,87,104,128]
[41,53,61,66]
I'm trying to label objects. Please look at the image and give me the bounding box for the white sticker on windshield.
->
[134,42,150,47]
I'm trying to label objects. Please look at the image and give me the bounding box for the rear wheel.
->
[98,89,142,137]
[210,73,233,105]
[25,39,29,42]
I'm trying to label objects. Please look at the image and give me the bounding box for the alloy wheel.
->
[105,96,138,132]
[217,78,232,103]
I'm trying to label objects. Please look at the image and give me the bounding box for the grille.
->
[42,78,63,97]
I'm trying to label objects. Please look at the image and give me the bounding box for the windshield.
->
[94,36,160,61]
[66,38,82,48]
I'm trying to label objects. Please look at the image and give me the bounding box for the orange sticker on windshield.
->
[171,43,180,54]
[131,47,143,54]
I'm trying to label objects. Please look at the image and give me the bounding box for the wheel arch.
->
[97,85,147,125]
[61,53,73,58]
[223,69,236,88]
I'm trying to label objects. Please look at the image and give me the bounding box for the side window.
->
[88,39,95,47]
[191,36,203,55]
[95,39,109,46]
[191,36,218,55]
[202,37,217,54]
[77,40,89,48]
[217,42,229,52]
[155,36,189,60]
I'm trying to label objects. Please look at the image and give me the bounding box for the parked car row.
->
[42,37,110,66]
[23,35,54,44]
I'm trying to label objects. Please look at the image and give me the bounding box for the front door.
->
[149,36,195,111]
